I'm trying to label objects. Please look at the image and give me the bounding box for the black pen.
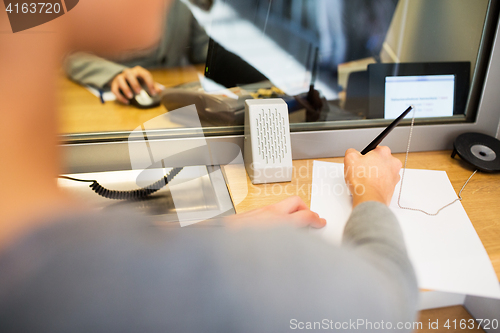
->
[98,89,105,104]
[360,105,414,155]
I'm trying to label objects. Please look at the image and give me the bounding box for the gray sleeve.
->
[64,52,127,89]
[342,201,419,324]
[0,204,419,333]
[200,201,419,332]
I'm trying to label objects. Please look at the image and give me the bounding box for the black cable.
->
[59,167,183,200]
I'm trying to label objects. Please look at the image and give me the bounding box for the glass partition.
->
[59,0,498,144]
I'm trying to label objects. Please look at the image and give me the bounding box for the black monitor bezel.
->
[368,61,470,119]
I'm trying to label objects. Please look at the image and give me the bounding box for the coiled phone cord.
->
[397,110,477,215]
[59,167,183,200]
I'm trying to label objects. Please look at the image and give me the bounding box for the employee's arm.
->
[224,146,418,328]
[341,146,417,324]
[64,52,161,104]
[339,146,418,323]
[64,52,127,89]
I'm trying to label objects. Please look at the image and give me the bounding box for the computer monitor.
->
[368,62,470,119]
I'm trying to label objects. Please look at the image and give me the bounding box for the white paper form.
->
[310,160,500,299]
[84,83,166,103]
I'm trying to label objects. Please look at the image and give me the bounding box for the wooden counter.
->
[58,66,203,134]
[223,151,500,280]
[224,151,499,330]
[58,66,499,330]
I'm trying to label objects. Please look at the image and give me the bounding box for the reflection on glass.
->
[59,0,491,138]
[199,0,488,125]
[59,0,210,134]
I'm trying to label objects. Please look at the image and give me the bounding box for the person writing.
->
[0,1,418,331]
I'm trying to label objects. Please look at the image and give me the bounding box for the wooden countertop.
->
[223,151,500,280]
[58,66,203,134]
[58,65,498,327]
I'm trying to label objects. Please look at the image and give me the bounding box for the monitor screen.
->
[368,62,470,119]
[384,75,455,119]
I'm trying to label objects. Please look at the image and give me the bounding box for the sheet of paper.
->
[310,160,500,299]
[85,85,116,102]
[197,73,238,99]
[84,83,166,103]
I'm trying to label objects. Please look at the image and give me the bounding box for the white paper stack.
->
[310,160,500,299]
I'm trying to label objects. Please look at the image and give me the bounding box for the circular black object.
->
[452,132,500,172]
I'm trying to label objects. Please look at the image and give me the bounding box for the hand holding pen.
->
[361,105,414,155]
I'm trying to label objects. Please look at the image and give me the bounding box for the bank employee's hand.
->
[225,196,326,229]
[110,66,162,104]
[344,146,402,207]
